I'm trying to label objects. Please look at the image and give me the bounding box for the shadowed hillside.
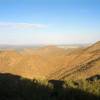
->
[0,73,100,100]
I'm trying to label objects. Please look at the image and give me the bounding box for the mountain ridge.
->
[0,41,100,80]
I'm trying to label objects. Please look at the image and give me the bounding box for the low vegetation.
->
[0,73,100,100]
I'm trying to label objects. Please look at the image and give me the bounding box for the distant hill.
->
[0,42,100,80]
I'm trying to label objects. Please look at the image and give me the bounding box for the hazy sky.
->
[0,0,100,45]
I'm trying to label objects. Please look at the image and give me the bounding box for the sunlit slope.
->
[0,46,75,79]
[0,42,99,80]
[47,41,100,80]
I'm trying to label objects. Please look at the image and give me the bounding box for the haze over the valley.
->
[0,1,100,45]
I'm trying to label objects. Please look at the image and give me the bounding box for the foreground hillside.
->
[0,73,100,100]
[0,41,100,80]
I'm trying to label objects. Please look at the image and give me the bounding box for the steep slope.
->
[47,41,100,80]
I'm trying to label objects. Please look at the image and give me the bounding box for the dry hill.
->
[0,41,100,80]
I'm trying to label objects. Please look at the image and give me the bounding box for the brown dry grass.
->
[0,41,100,80]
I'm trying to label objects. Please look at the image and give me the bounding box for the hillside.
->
[0,41,100,80]
[47,41,100,80]
[0,46,70,79]
[0,73,100,100]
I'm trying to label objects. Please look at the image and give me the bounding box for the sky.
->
[0,0,100,45]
